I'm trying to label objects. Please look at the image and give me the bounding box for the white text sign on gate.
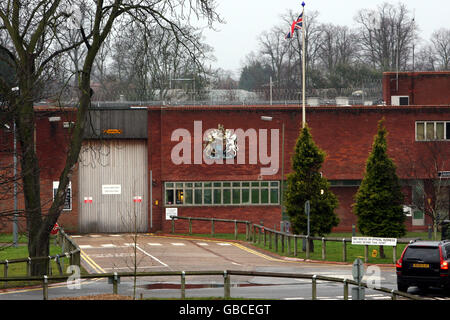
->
[351,237,397,246]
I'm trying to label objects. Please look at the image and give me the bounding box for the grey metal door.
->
[79,140,148,233]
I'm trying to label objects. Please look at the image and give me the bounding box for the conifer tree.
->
[354,119,406,257]
[285,126,339,246]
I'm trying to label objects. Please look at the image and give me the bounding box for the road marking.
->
[196,242,209,246]
[171,243,185,246]
[148,243,162,246]
[135,245,170,268]
[89,235,101,238]
[231,242,283,262]
[101,244,116,248]
[80,250,106,273]
[79,245,93,249]
[218,243,232,246]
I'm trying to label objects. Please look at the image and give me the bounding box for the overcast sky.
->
[199,0,449,78]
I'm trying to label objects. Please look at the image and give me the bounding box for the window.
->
[164,181,280,206]
[416,121,450,141]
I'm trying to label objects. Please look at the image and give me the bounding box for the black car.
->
[396,240,450,292]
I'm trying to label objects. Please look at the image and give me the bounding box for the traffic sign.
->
[352,258,365,283]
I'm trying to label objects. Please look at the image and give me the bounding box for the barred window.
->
[416,121,450,141]
[164,181,280,206]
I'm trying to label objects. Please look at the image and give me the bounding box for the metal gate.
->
[78,140,148,233]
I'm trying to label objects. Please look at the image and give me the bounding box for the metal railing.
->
[0,270,424,300]
[170,216,415,264]
[0,228,80,279]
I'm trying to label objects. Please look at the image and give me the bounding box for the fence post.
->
[391,289,397,300]
[188,218,192,235]
[234,220,238,240]
[181,271,186,299]
[321,238,326,260]
[306,236,310,260]
[274,233,278,252]
[112,272,119,295]
[294,236,298,257]
[393,246,397,264]
[269,231,272,250]
[43,275,48,300]
[343,279,349,300]
[224,271,231,299]
[342,239,347,262]
[312,275,317,300]
[212,219,215,237]
[3,260,8,279]
[364,245,369,263]
[281,234,285,253]
[287,235,291,255]
[171,217,175,234]
[56,255,63,275]
[27,257,31,276]
[48,256,52,276]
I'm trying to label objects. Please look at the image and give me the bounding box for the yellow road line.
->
[80,250,106,274]
[231,242,285,262]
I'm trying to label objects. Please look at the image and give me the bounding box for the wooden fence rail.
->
[0,270,424,301]
[0,228,80,280]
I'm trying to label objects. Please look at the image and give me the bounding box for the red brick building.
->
[1,72,449,235]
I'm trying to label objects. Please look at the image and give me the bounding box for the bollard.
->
[188,218,192,235]
[212,219,215,237]
[364,245,369,263]
[181,271,186,299]
[312,275,317,300]
[234,220,238,240]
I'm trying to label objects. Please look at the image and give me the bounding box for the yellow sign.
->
[372,249,378,258]
[103,129,122,135]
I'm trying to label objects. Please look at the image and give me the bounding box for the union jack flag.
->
[285,12,303,39]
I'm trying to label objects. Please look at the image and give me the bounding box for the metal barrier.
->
[0,270,424,300]
[0,228,80,279]
[170,216,414,264]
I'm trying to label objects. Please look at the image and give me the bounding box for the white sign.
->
[102,184,121,195]
[165,208,178,220]
[352,237,397,246]
[53,181,72,211]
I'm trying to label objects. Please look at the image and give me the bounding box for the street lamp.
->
[261,116,286,225]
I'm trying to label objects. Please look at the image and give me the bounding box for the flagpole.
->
[301,1,306,128]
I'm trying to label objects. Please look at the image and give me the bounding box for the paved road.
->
[0,234,447,300]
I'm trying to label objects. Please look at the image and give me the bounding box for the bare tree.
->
[355,2,417,71]
[0,0,220,275]
[430,28,450,71]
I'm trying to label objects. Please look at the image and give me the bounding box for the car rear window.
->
[404,246,440,263]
